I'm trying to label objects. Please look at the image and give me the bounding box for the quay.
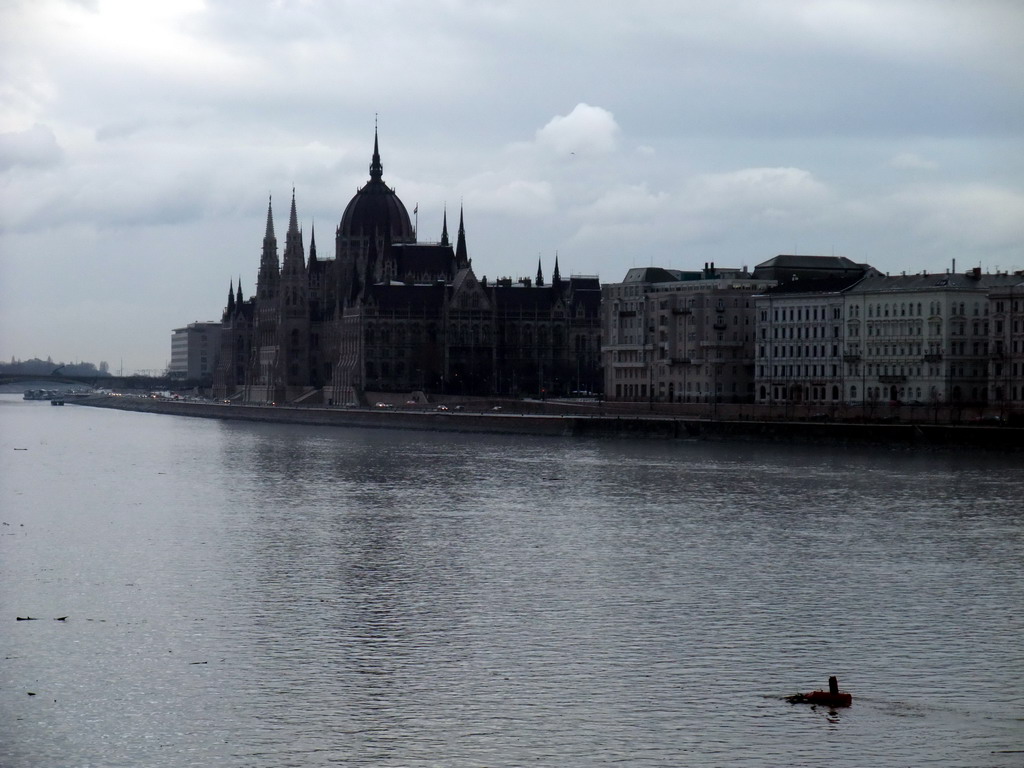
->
[68,395,1024,451]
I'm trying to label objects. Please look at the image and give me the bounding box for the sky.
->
[1,0,1022,373]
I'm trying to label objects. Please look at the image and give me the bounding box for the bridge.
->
[0,372,175,389]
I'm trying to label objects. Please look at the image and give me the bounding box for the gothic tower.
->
[250,196,282,400]
[278,189,310,390]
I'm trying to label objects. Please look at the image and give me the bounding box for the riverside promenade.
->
[69,395,1024,451]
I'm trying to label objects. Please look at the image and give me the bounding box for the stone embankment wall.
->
[72,396,576,437]
[70,396,1023,450]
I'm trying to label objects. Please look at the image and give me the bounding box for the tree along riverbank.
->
[67,395,1024,451]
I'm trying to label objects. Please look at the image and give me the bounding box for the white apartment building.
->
[987,282,1024,406]
[755,269,1024,407]
[169,322,222,381]
[602,265,774,403]
[754,277,859,405]
[844,271,1024,406]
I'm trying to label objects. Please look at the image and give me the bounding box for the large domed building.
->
[338,132,415,242]
[213,131,603,405]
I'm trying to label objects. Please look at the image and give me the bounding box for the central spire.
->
[369,126,383,181]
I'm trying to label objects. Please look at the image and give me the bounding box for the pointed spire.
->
[536,256,545,287]
[281,188,306,278]
[264,195,275,241]
[237,277,243,306]
[226,279,236,317]
[455,205,468,266]
[288,187,299,235]
[308,221,318,264]
[369,125,383,181]
[552,252,562,287]
[440,206,450,246]
[258,194,280,296]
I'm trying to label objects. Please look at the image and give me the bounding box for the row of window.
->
[762,345,841,359]
[759,361,993,381]
[763,305,843,323]
[771,325,841,339]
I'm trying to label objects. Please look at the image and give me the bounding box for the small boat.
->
[51,399,65,406]
[787,676,852,707]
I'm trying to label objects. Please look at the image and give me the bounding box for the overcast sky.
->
[2,0,1022,372]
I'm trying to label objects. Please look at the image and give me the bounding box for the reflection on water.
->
[1,396,1022,767]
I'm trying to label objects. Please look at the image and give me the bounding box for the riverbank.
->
[67,394,1024,450]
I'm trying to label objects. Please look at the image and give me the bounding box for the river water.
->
[1,394,1021,767]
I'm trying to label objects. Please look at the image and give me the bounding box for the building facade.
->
[602,264,775,403]
[754,268,1024,407]
[169,322,222,382]
[213,132,602,404]
[754,276,865,405]
[987,283,1024,407]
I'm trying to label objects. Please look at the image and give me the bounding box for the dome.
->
[338,132,414,243]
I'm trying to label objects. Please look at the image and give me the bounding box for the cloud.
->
[456,104,624,219]
[888,182,1024,248]
[95,118,150,142]
[575,183,671,221]
[3,1,1024,369]
[466,176,556,217]
[0,123,64,171]
[889,152,938,171]
[688,167,831,221]
[565,183,682,255]
[534,103,620,155]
